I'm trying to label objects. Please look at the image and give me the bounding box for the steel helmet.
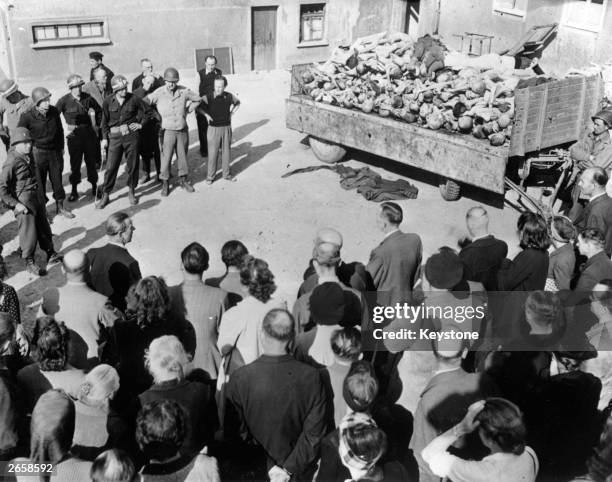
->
[111,75,128,92]
[0,78,17,97]
[163,67,179,82]
[66,74,85,89]
[10,127,32,146]
[592,109,612,129]
[31,87,51,105]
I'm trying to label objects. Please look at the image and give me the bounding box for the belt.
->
[109,124,138,137]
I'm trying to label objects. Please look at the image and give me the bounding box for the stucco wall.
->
[417,0,612,75]
[1,0,392,83]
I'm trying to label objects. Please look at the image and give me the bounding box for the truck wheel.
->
[439,178,461,201]
[309,136,347,164]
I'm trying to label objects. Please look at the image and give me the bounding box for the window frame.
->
[492,0,529,18]
[298,2,329,48]
[30,17,110,49]
[562,0,608,33]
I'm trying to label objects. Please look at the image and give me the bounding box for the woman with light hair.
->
[139,335,213,457]
[72,364,131,461]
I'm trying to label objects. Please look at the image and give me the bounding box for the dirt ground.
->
[4,70,522,322]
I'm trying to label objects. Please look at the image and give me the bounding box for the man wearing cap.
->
[196,55,222,157]
[367,202,422,306]
[131,58,164,93]
[566,109,612,218]
[0,79,34,153]
[0,127,62,275]
[18,87,74,219]
[298,227,369,297]
[97,75,143,209]
[133,74,162,183]
[145,67,201,196]
[293,242,366,331]
[89,52,114,92]
[56,74,102,202]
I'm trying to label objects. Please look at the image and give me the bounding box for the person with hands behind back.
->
[422,398,539,482]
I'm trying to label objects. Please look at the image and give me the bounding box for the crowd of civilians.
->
[3,175,612,481]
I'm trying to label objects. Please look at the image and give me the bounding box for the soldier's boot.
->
[96,192,110,209]
[68,185,78,202]
[129,188,138,206]
[25,258,41,276]
[161,180,170,197]
[56,200,75,219]
[47,251,63,265]
[179,176,194,193]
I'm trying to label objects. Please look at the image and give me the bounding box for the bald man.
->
[574,167,612,256]
[39,249,114,368]
[227,309,326,480]
[298,227,368,297]
[458,206,508,291]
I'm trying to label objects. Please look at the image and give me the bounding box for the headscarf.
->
[338,412,383,481]
[30,389,75,464]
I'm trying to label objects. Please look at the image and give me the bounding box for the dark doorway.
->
[405,0,420,36]
[251,6,277,71]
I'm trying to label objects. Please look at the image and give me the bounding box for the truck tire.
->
[309,136,347,164]
[439,178,461,201]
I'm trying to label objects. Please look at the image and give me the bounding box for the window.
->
[563,0,607,32]
[300,3,326,43]
[31,19,109,48]
[492,0,528,17]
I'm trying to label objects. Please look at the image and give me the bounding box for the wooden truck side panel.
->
[286,96,508,193]
[510,74,603,156]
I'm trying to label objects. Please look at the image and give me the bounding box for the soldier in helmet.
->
[97,74,143,209]
[0,79,34,152]
[89,51,114,92]
[0,127,63,276]
[56,74,102,202]
[144,67,201,196]
[17,87,74,219]
[566,109,612,219]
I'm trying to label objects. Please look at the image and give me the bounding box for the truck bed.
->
[286,95,509,193]
[286,63,603,194]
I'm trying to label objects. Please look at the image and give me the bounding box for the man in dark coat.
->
[567,228,612,339]
[0,127,62,275]
[86,211,141,311]
[459,206,508,291]
[226,309,326,481]
[196,55,222,157]
[131,58,164,93]
[133,74,162,182]
[89,51,114,92]
[366,202,422,306]
[573,167,612,256]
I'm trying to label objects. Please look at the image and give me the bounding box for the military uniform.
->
[0,149,54,262]
[0,93,34,149]
[56,91,101,193]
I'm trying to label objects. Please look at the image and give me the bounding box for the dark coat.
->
[575,193,612,256]
[226,354,326,477]
[86,243,142,311]
[299,260,370,298]
[139,378,213,457]
[367,230,422,306]
[497,248,549,292]
[459,235,508,291]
